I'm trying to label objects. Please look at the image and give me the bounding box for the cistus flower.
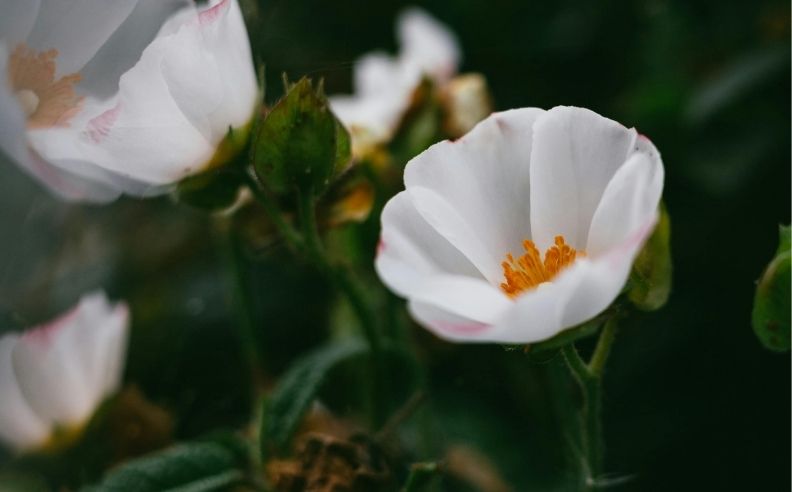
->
[375,107,664,343]
[329,7,460,156]
[0,292,129,453]
[0,0,258,202]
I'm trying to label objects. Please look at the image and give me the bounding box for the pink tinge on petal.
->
[21,305,81,348]
[85,103,121,144]
[602,218,657,269]
[376,238,386,257]
[199,0,230,26]
[434,319,491,336]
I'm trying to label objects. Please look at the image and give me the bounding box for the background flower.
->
[0,291,129,453]
[0,0,258,202]
[329,7,460,155]
[376,106,664,343]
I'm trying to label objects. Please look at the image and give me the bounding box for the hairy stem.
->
[561,319,619,489]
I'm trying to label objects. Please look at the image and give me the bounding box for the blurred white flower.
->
[329,7,460,156]
[0,292,129,452]
[0,0,258,202]
[375,106,664,344]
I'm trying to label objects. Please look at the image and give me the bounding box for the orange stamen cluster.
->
[500,235,584,298]
[8,44,83,128]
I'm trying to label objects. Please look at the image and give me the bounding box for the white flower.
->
[0,292,129,452]
[329,7,460,155]
[375,106,664,344]
[0,0,258,202]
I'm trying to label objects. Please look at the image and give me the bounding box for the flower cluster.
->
[0,2,678,489]
[1,0,257,202]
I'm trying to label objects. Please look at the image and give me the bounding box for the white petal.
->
[330,53,419,147]
[404,108,545,283]
[25,0,138,75]
[529,106,637,251]
[196,0,258,140]
[407,274,512,324]
[586,141,664,257]
[354,53,413,97]
[375,190,485,298]
[408,300,502,343]
[397,7,460,82]
[12,292,130,428]
[28,61,216,187]
[15,152,125,202]
[68,293,129,400]
[0,335,49,452]
[0,0,41,46]
[78,0,191,98]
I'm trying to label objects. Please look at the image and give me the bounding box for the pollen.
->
[500,235,584,298]
[7,44,83,128]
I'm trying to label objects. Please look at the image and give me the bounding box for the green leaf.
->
[259,338,368,458]
[252,77,344,196]
[752,225,791,352]
[628,204,672,311]
[81,441,246,492]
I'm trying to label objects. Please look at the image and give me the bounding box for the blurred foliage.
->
[0,0,789,490]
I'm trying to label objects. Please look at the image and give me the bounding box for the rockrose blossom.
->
[0,292,129,452]
[329,7,460,155]
[0,0,258,202]
[375,107,664,343]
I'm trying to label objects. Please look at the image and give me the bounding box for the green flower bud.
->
[252,77,351,196]
[627,204,672,311]
[752,225,791,352]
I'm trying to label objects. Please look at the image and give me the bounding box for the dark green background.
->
[0,0,789,490]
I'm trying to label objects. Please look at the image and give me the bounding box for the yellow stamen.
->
[500,235,584,298]
[7,44,83,128]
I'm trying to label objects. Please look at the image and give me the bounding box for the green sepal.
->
[752,225,791,352]
[173,167,243,211]
[522,316,604,357]
[627,204,672,311]
[252,77,350,196]
[259,338,368,459]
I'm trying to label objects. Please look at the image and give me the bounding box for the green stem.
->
[219,223,264,389]
[295,188,385,426]
[561,319,619,489]
[296,187,323,262]
[588,318,619,378]
[243,172,302,251]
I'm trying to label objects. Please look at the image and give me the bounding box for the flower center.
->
[7,44,83,128]
[500,235,584,298]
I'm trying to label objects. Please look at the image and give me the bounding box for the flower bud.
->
[627,204,672,311]
[752,225,790,351]
[441,73,493,138]
[252,77,351,196]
